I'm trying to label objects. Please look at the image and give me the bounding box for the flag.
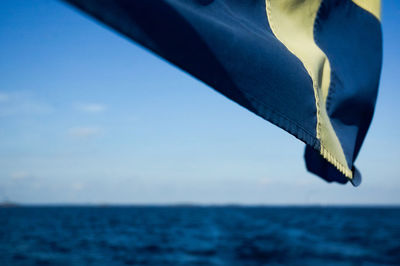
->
[64,0,382,186]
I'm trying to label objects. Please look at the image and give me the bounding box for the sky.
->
[0,0,399,205]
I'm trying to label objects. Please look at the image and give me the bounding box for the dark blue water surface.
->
[1,206,399,265]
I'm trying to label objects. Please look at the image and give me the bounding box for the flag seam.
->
[265,0,353,179]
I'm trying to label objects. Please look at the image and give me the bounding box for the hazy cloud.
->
[72,182,85,191]
[0,91,53,116]
[258,177,276,186]
[68,126,101,138]
[0,92,9,102]
[11,171,32,180]
[76,103,107,113]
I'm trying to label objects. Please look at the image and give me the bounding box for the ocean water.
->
[0,206,399,265]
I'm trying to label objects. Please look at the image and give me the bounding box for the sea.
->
[0,206,399,265]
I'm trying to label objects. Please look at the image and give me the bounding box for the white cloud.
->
[68,126,101,138]
[76,103,107,113]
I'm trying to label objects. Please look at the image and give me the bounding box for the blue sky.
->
[0,0,399,204]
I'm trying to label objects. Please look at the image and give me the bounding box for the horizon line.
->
[1,201,400,208]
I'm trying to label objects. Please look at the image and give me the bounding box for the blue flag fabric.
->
[64,0,382,186]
